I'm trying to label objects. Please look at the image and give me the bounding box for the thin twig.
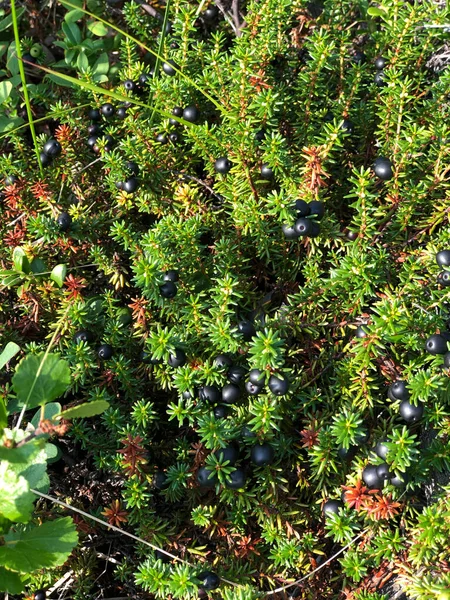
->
[231,0,246,36]
[213,0,238,34]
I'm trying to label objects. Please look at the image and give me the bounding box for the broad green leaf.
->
[50,264,67,287]
[0,7,24,32]
[12,352,71,410]
[64,8,84,22]
[44,443,61,463]
[0,79,12,103]
[30,257,47,274]
[0,115,24,133]
[0,341,20,370]
[367,7,387,16]
[0,438,45,465]
[62,21,82,45]
[31,402,62,429]
[12,247,30,274]
[0,567,24,594]
[0,517,78,572]
[77,50,89,73]
[60,399,110,419]
[87,20,108,36]
[0,463,34,522]
[92,52,109,75]
[6,42,19,76]
[0,397,6,431]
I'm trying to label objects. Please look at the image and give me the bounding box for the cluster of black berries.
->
[122,72,152,96]
[159,269,179,298]
[436,249,450,288]
[374,55,388,87]
[86,105,116,154]
[282,199,325,239]
[156,104,200,145]
[73,329,114,360]
[40,137,61,167]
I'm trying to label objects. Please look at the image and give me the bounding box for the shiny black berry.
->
[154,470,167,489]
[160,281,177,298]
[87,135,99,148]
[399,400,424,423]
[374,439,389,460]
[254,129,266,142]
[214,405,229,419]
[169,132,179,144]
[376,463,390,480]
[250,442,274,466]
[183,104,200,123]
[295,199,310,217]
[388,380,409,401]
[199,385,221,403]
[100,103,115,118]
[57,212,72,231]
[87,124,102,136]
[126,161,139,176]
[374,56,388,70]
[444,352,450,368]
[245,381,262,396]
[425,333,448,355]
[172,106,183,117]
[214,157,232,174]
[237,319,256,340]
[294,217,313,236]
[221,383,241,404]
[268,374,289,396]
[308,200,325,220]
[390,472,408,487]
[362,465,383,489]
[34,591,46,600]
[373,157,393,180]
[225,467,246,489]
[123,79,136,91]
[203,4,219,22]
[374,71,387,87]
[228,365,247,384]
[73,330,93,344]
[197,571,220,591]
[351,50,366,64]
[116,106,127,119]
[163,269,179,282]
[355,325,369,338]
[123,177,139,193]
[248,369,265,385]
[40,152,52,167]
[436,250,450,267]
[43,138,62,158]
[139,72,151,86]
[282,224,300,239]
[162,60,178,76]
[338,446,357,461]
[323,499,343,516]
[197,467,217,488]
[98,344,113,360]
[156,133,168,144]
[215,444,239,465]
[167,348,186,368]
[89,108,101,121]
[260,163,274,180]
[438,271,450,287]
[215,354,233,368]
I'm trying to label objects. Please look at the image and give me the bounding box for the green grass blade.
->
[58,0,225,114]
[149,0,172,126]
[10,0,43,175]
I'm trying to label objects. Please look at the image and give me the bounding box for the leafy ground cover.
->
[1,0,450,599]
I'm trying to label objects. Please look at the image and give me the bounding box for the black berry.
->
[399,400,424,423]
[225,467,246,489]
[162,60,178,76]
[169,132,180,144]
[89,108,101,121]
[221,383,241,404]
[388,380,409,401]
[250,442,274,466]
[43,138,61,158]
[215,444,239,465]
[172,106,183,117]
[167,348,186,368]
[154,470,167,489]
[362,465,383,489]
[351,50,366,64]
[295,199,310,217]
[374,439,389,460]
[40,152,52,167]
[100,103,115,118]
[248,369,265,385]
[355,325,369,338]
[98,344,113,360]
[237,319,256,340]
[268,374,289,396]
[294,217,313,236]
[436,250,450,267]
[390,472,408,487]
[57,212,72,231]
[197,571,220,591]
[374,71,387,87]
[183,104,200,123]
[374,56,388,70]
[139,72,151,86]
[373,157,393,180]
[282,224,300,239]
[123,79,136,91]
[156,133,168,144]
[376,463,390,480]
[215,354,233,368]
[214,157,232,174]
[214,405,229,419]
[245,381,262,396]
[203,4,219,22]
[73,330,93,344]
[438,271,450,287]
[123,177,139,193]
[254,129,266,142]
[260,163,274,180]
[197,466,217,488]
[160,281,177,298]
[322,499,343,516]
[227,365,247,384]
[199,385,221,403]
[163,269,179,282]
[308,200,325,220]
[34,591,46,600]
[87,124,102,136]
[425,333,448,355]
[116,107,127,119]
[444,352,450,368]
[126,161,140,176]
